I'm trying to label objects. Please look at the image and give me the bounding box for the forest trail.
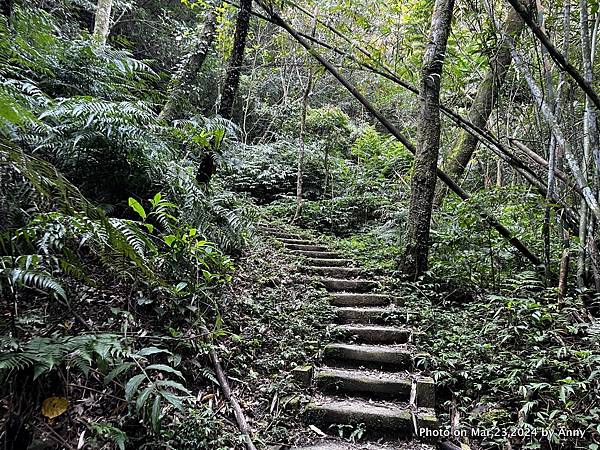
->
[258,224,438,449]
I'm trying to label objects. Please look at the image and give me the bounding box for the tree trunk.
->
[558,247,570,300]
[93,0,113,45]
[435,4,525,206]
[159,4,220,122]
[542,0,568,281]
[402,0,455,278]
[577,0,599,289]
[220,0,252,120]
[293,9,318,223]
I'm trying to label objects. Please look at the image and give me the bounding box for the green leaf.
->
[164,235,176,247]
[159,390,184,411]
[135,386,155,412]
[125,374,146,402]
[175,282,188,292]
[104,362,133,385]
[137,347,171,357]
[128,198,146,220]
[151,192,162,207]
[151,396,161,432]
[145,364,184,379]
[156,379,191,395]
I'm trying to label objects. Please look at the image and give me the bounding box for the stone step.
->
[315,368,411,400]
[291,444,383,450]
[304,397,413,437]
[335,307,395,324]
[306,258,352,267]
[292,442,434,450]
[291,442,424,450]
[337,324,410,344]
[315,369,435,407]
[319,278,378,292]
[294,250,340,259]
[285,243,329,251]
[307,267,362,278]
[279,238,318,245]
[330,293,390,307]
[261,229,303,240]
[324,344,412,370]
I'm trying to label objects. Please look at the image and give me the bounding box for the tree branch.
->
[505,0,600,111]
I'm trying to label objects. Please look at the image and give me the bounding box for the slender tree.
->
[220,0,252,119]
[293,9,318,223]
[508,32,600,222]
[93,0,113,45]
[506,0,600,111]
[434,4,525,206]
[159,3,221,121]
[402,0,455,278]
[545,0,570,281]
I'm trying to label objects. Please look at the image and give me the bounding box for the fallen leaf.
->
[42,396,69,419]
[308,424,327,437]
[77,430,86,449]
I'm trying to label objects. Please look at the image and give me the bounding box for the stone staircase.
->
[259,224,438,449]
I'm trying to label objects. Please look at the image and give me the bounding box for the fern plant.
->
[0,334,194,433]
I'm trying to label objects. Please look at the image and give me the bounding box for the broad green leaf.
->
[137,347,171,357]
[125,374,146,402]
[104,362,133,385]
[145,364,184,379]
[128,198,146,220]
[151,396,161,432]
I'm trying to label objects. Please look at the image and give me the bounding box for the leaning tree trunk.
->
[434,4,525,206]
[93,0,113,45]
[219,0,252,119]
[402,0,455,278]
[159,4,221,122]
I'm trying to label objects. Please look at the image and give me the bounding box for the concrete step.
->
[335,307,396,324]
[285,243,329,251]
[305,397,413,437]
[306,258,353,267]
[315,368,411,400]
[295,250,340,259]
[330,293,390,307]
[324,344,412,370]
[319,278,378,292]
[307,267,362,278]
[337,324,410,344]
